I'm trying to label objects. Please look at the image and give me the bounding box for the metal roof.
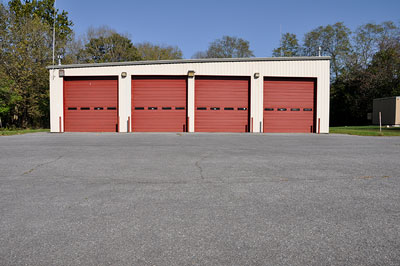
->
[373,96,400,100]
[47,56,331,70]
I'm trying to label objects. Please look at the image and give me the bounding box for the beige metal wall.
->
[49,59,330,133]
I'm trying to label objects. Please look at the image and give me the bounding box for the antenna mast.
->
[280,24,283,57]
[52,0,56,65]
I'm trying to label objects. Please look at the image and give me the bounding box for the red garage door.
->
[132,76,187,132]
[195,77,249,132]
[64,77,118,132]
[263,78,316,133]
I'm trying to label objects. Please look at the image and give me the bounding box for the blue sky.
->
[56,0,400,58]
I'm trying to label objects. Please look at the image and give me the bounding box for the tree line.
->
[273,22,400,125]
[0,0,399,128]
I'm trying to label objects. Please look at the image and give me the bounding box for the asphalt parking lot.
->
[0,132,399,266]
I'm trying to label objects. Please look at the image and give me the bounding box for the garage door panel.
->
[132,110,186,132]
[132,77,187,132]
[264,78,315,133]
[64,77,118,132]
[65,112,117,132]
[195,77,249,132]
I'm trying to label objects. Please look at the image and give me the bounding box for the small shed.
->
[373,96,400,125]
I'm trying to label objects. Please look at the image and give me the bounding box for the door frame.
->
[263,76,317,133]
[194,75,251,132]
[63,76,119,132]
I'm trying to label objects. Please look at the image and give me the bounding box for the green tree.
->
[64,26,114,64]
[136,42,183,60]
[272,33,300,57]
[0,1,73,128]
[78,27,141,63]
[0,73,19,128]
[1,15,51,127]
[352,23,384,68]
[63,32,83,64]
[191,51,208,59]
[379,21,400,50]
[330,27,400,126]
[8,0,73,59]
[352,22,400,68]
[303,22,351,79]
[192,36,254,58]
[367,45,400,97]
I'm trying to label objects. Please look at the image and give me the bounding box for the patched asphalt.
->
[0,132,399,265]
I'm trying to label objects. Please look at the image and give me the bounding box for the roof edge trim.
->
[47,56,331,70]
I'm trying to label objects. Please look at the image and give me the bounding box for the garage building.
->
[49,57,330,133]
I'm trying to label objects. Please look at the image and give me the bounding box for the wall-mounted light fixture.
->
[59,69,65,77]
[254,72,260,79]
[187,70,195,77]
[121,72,127,78]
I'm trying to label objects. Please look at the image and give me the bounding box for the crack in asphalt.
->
[22,155,63,175]
[195,154,210,179]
